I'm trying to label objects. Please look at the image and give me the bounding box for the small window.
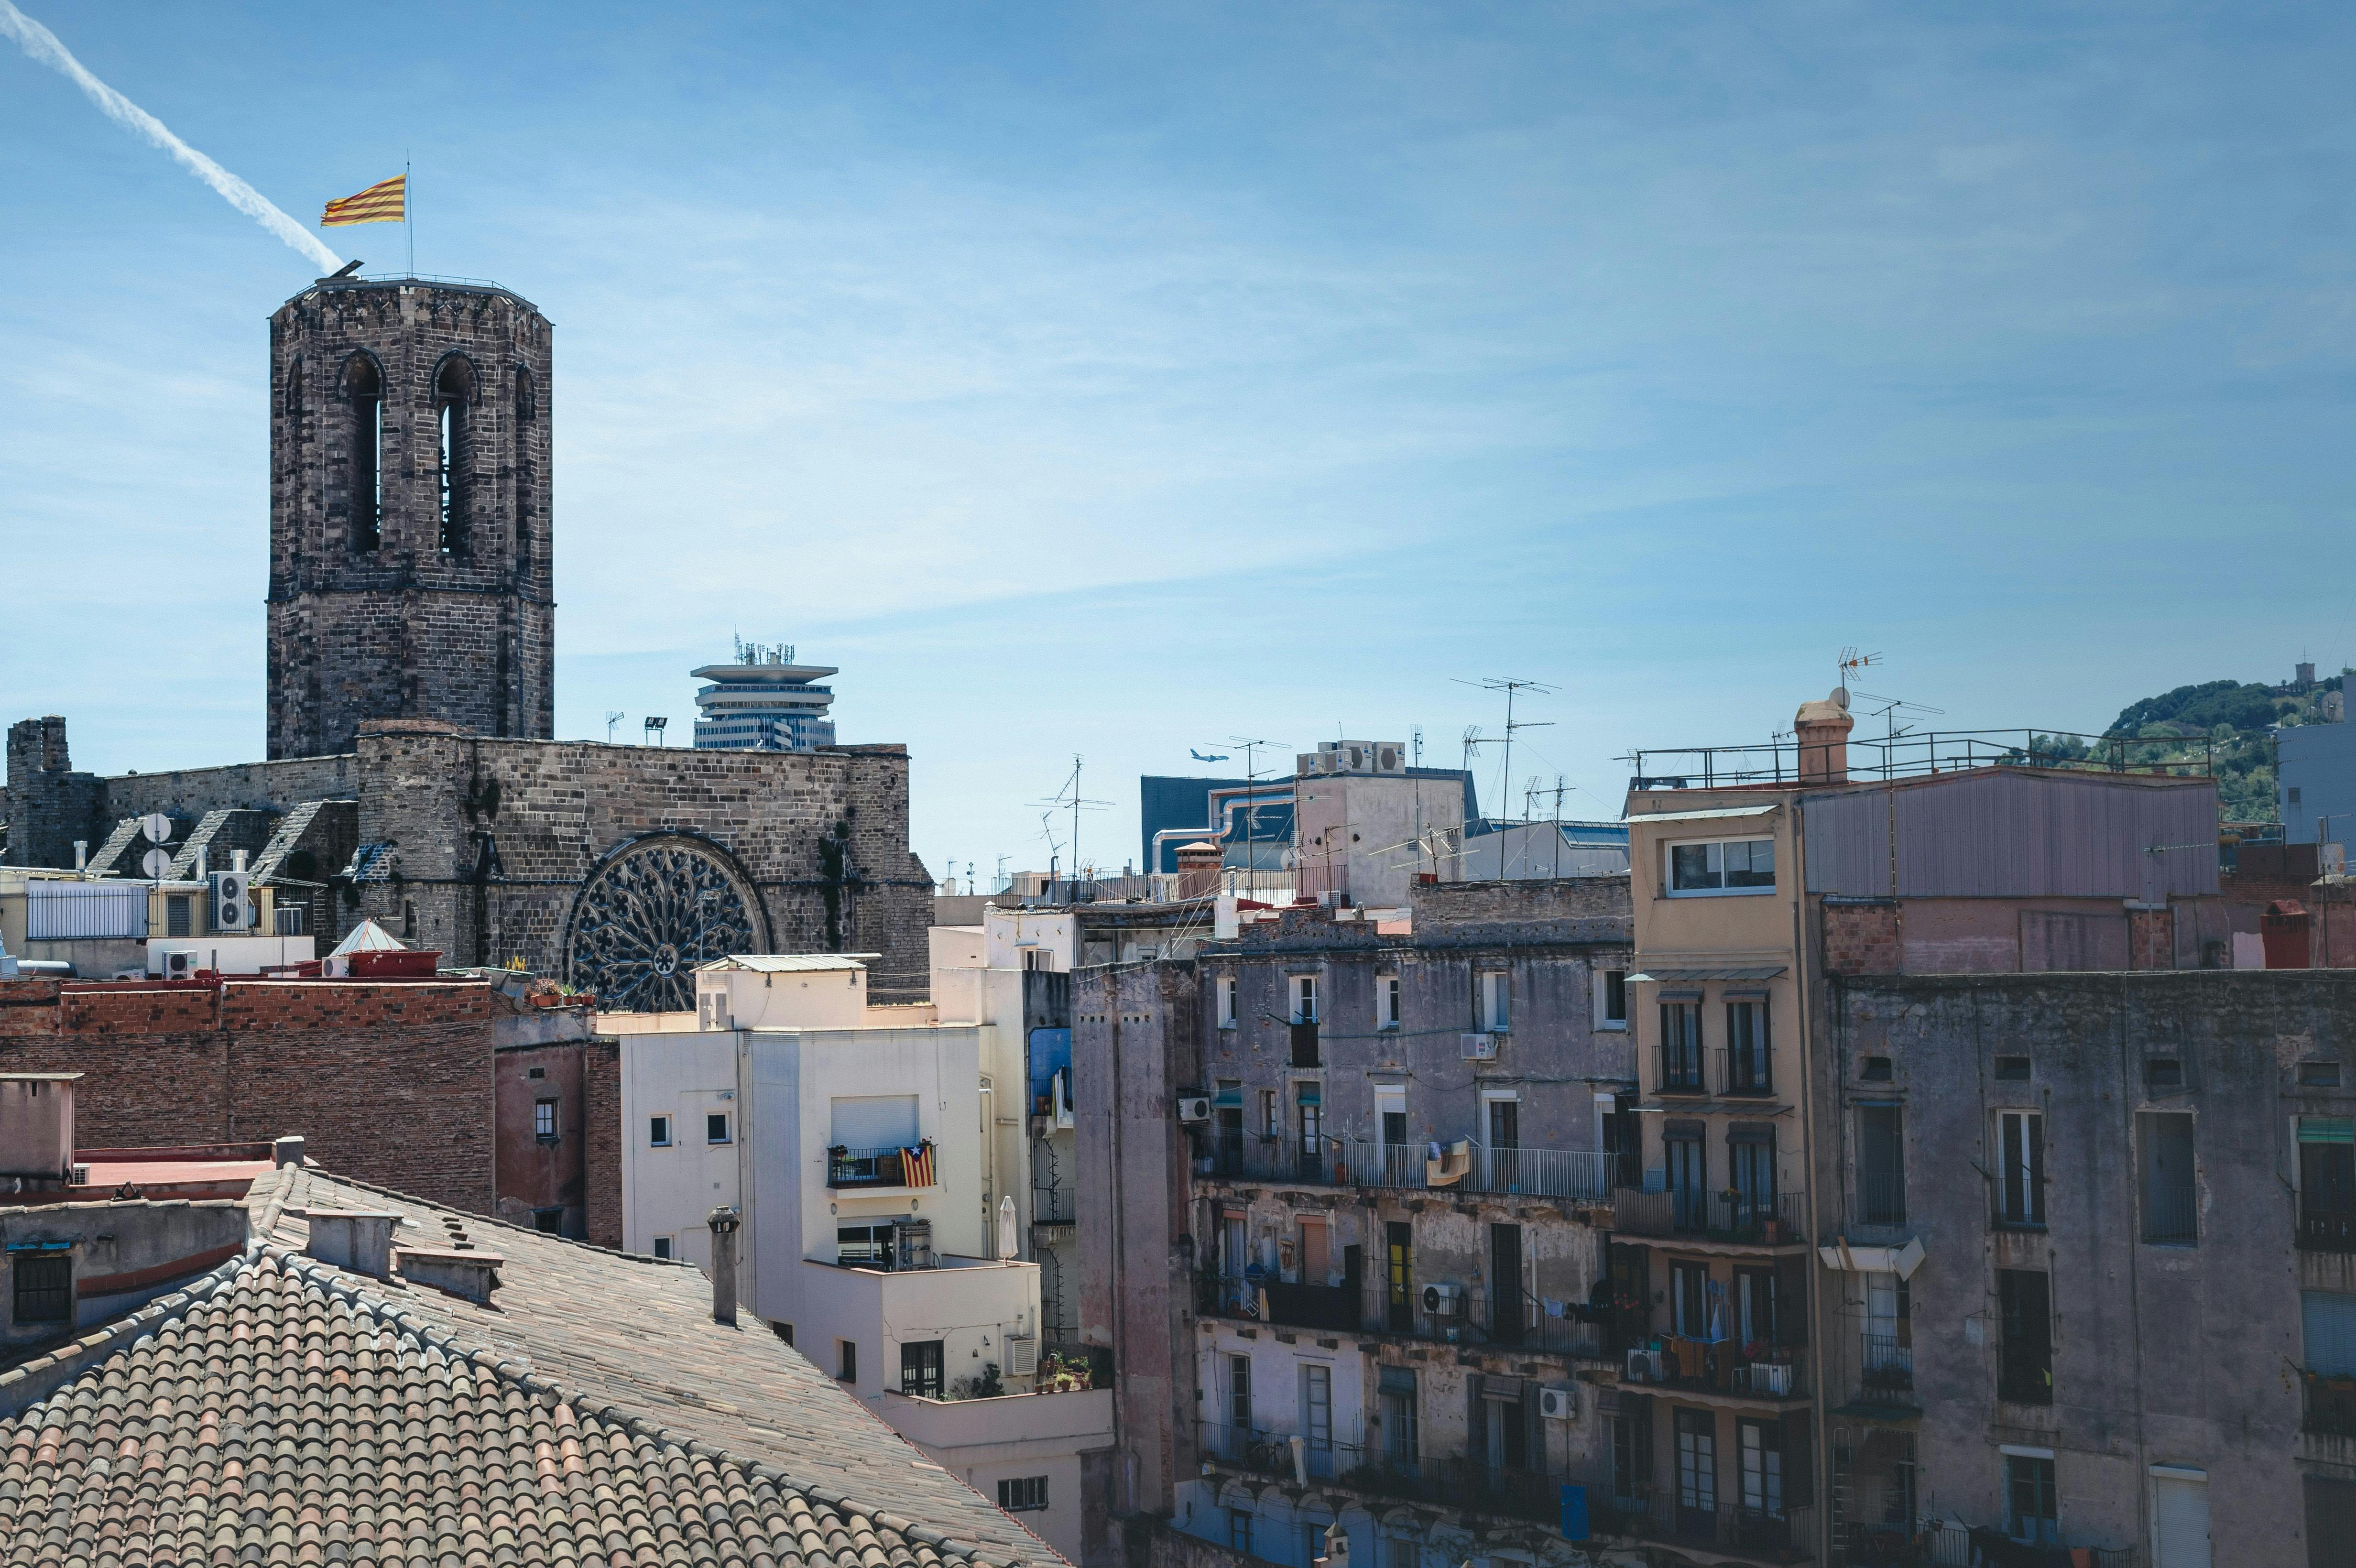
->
[998,1476,1049,1512]
[2302,1061,2344,1088]
[1995,1056,2031,1081]
[2147,1058,2183,1089]
[1667,837,1776,896]
[11,1252,70,1324]
[652,1236,673,1261]
[1290,974,1320,1024]
[707,1112,731,1144]
[534,1099,558,1141]
[1998,1111,2045,1227]
[527,1066,546,1080]
[649,1115,672,1147]
[1218,976,1238,1030]
[1478,971,1511,1033]
[2291,786,2304,806]
[1861,1056,1893,1082]
[838,1339,859,1383]
[532,1207,564,1234]
[900,1339,946,1398]
[2005,1453,2057,1543]
[1379,974,1401,1030]
[402,899,416,938]
[772,1321,794,1346]
[1599,969,1628,1028]
[1258,1089,1279,1140]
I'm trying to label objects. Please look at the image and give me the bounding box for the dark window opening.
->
[652,1236,672,1260]
[2147,1057,2183,1089]
[1602,969,1628,1025]
[899,1339,945,1398]
[1857,1104,1906,1224]
[838,1339,858,1382]
[1860,1055,1892,1082]
[1998,1111,2046,1227]
[532,1207,564,1234]
[435,358,475,557]
[2140,1111,2197,1244]
[2006,1454,2057,1544]
[2301,1127,2356,1252]
[707,1112,731,1144]
[11,1252,71,1323]
[649,1115,672,1146]
[514,366,535,565]
[998,1477,1048,1512]
[402,899,416,938]
[772,1321,793,1345]
[2303,1061,2344,1088]
[526,1066,546,1080]
[1997,1269,2053,1405]
[166,895,192,938]
[1995,1056,2031,1081]
[1659,1001,1703,1092]
[1726,999,1772,1093]
[343,356,382,552]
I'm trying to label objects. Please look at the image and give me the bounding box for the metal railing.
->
[1858,1333,1914,1400]
[1621,1337,1809,1401]
[1196,1269,1360,1333]
[1201,1134,1346,1185]
[1196,1422,1563,1524]
[2304,1371,2356,1437]
[2143,1182,2198,1244]
[1640,1495,1818,1557]
[1920,1521,2136,1568]
[1717,1046,1775,1097]
[1624,727,2214,790]
[1856,1169,1907,1225]
[828,1145,928,1188]
[1658,1043,1706,1094]
[1613,1187,1807,1244]
[1203,1135,1618,1204]
[2301,1205,2356,1253]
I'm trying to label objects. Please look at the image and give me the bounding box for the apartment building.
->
[604,953,1113,1564]
[1085,875,1635,1568]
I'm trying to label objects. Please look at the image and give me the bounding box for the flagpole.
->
[405,153,414,277]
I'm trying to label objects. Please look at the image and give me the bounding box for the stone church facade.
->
[4,275,931,1005]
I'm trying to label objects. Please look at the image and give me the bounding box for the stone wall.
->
[266,280,555,759]
[3,718,106,870]
[583,1036,622,1249]
[0,978,496,1214]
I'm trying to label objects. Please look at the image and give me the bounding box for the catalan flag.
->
[321,174,405,228]
[901,1140,937,1187]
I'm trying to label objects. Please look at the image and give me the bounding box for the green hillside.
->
[2030,673,2346,823]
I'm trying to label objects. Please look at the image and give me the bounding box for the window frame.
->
[899,1338,946,1399]
[1290,973,1320,1025]
[1217,975,1238,1030]
[652,1236,673,1261]
[707,1111,732,1146]
[10,1251,71,1324]
[838,1339,859,1383]
[997,1476,1050,1513]
[648,1114,672,1147]
[1664,835,1777,897]
[1378,973,1401,1031]
[534,1097,559,1143]
[1597,968,1628,1030]
[1997,1110,2046,1227]
[1477,969,1511,1033]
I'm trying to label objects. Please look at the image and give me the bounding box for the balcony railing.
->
[1858,1333,1915,1402]
[1621,1337,1809,1402]
[1613,1187,1807,1245]
[1856,1169,1907,1226]
[1625,727,2212,790]
[1637,1494,1818,1558]
[1658,1044,1707,1095]
[1204,1268,1612,1356]
[1717,1046,1776,1097]
[2299,1206,2356,1253]
[1197,1270,1361,1333]
[1202,1134,1618,1204]
[827,1144,934,1189]
[1920,1521,2136,1568]
[2143,1182,2198,1244]
[1196,1421,1563,1524]
[2304,1371,2356,1437]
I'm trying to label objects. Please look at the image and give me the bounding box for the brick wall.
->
[1822,899,1900,975]
[0,979,496,1213]
[582,1036,622,1249]
[2128,905,2176,970]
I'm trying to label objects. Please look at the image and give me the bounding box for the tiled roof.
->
[0,1167,1063,1568]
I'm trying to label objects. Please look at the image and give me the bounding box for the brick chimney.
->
[708,1205,742,1325]
[1175,840,1223,900]
[1794,689,1855,784]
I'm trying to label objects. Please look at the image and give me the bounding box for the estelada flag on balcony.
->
[901,1141,937,1187]
[321,175,405,227]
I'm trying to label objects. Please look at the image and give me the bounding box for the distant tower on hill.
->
[265,276,556,759]
[692,641,839,751]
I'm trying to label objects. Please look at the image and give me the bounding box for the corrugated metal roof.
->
[1627,805,1782,824]
[1627,965,1788,982]
[694,953,879,973]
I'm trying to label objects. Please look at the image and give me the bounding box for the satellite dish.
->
[1832,686,1851,711]
[141,848,173,879]
[141,813,173,844]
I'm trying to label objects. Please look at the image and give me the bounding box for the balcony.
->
[1919,1521,2133,1568]
[1198,1269,1360,1333]
[1198,1135,1617,1204]
[1717,1047,1776,1098]
[827,1143,937,1190]
[1621,1337,1809,1405]
[1200,1268,1611,1357]
[1614,1188,1807,1247]
[1658,1044,1708,1096]
[1634,1494,1818,1563]
[1854,1171,1906,1227]
[2304,1370,2356,1437]
[1854,1334,1917,1411]
[2299,1206,2356,1253]
[1197,1421,1563,1526]
[2142,1182,2198,1245]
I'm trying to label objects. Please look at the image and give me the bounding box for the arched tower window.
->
[436,357,476,557]
[513,365,535,566]
[341,356,382,552]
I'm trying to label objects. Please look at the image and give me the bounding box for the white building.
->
[690,639,840,751]
[604,951,1107,1563]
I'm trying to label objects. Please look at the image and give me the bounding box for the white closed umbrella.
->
[998,1195,1018,1261]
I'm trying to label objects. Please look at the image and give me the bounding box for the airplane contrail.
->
[0,0,345,273]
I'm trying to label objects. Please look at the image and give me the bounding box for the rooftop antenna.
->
[1031,755,1109,891]
[1228,735,1284,890]
[1835,647,1880,696]
[1453,677,1555,822]
[604,710,625,744]
[1411,725,1424,768]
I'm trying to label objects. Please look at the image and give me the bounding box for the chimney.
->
[273,1134,306,1169]
[72,840,87,871]
[1793,689,1855,784]
[1174,840,1223,900]
[0,1074,79,1184]
[306,1209,403,1277]
[394,1245,504,1303]
[708,1205,742,1325]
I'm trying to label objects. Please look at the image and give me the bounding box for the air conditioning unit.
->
[1421,1282,1464,1317]
[210,870,249,933]
[160,949,196,979]
[1461,1032,1498,1061]
[1177,1094,1212,1124]
[1538,1385,1576,1421]
[68,1165,89,1187]
[1625,1349,1665,1384]
[1006,1335,1039,1377]
[1741,1362,1793,1397]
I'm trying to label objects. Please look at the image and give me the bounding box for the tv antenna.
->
[1836,647,1881,692]
[1031,754,1110,884]
[604,710,625,744]
[1411,725,1424,768]
[1228,736,1285,882]
[1453,676,1555,821]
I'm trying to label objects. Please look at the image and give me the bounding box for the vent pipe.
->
[708,1205,742,1325]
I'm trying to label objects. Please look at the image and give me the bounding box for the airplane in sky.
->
[1190,748,1230,762]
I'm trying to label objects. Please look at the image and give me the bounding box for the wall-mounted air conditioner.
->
[1625,1348,1664,1383]
[1006,1335,1039,1377]
[1461,1033,1498,1061]
[1177,1094,1212,1124]
[1421,1282,1464,1317]
[1538,1386,1576,1421]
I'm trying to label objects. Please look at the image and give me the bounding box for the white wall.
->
[617,1030,742,1266]
[884,1386,1113,1563]
[984,906,1076,970]
[789,1255,1043,1403]
[697,963,868,1029]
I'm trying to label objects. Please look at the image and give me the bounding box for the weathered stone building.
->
[2,273,933,1004]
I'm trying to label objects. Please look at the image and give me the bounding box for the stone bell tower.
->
[265,275,556,759]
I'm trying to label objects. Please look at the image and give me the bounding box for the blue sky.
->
[2,1,2351,883]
